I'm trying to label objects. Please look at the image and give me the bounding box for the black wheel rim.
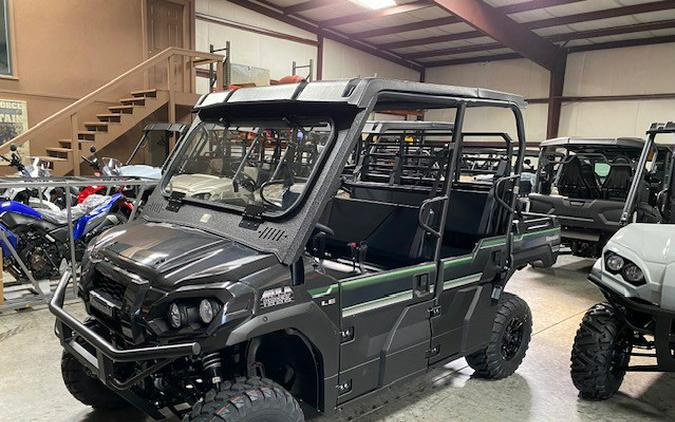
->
[501,317,525,360]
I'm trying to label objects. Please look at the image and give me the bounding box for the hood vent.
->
[258,227,286,241]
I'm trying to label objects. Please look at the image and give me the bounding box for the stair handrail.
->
[1,47,224,154]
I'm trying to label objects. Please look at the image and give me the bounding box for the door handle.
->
[413,273,433,297]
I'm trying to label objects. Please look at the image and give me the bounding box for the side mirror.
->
[524,158,531,166]
[10,144,17,152]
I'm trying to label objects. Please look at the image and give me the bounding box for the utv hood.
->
[608,223,675,265]
[90,221,276,289]
[167,174,233,196]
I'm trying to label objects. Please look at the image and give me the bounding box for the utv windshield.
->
[162,118,333,216]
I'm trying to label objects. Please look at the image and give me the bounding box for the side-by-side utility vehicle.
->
[50,78,560,421]
[571,121,675,400]
[529,137,671,258]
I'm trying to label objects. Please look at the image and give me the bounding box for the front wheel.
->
[185,377,304,422]
[570,303,632,400]
[466,292,532,379]
[61,351,129,409]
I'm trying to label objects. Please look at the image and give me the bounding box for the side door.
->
[336,260,437,403]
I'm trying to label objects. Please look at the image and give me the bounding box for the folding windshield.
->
[161,118,333,216]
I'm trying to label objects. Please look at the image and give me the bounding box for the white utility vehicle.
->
[571,121,675,399]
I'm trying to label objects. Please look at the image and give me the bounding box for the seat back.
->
[602,158,632,200]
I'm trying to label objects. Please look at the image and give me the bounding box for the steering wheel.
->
[656,188,670,219]
[234,171,257,192]
[259,179,286,209]
[314,222,334,237]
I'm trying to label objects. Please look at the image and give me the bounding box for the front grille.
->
[92,271,127,305]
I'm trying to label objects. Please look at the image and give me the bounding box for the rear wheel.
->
[466,292,532,379]
[570,303,632,400]
[61,351,129,409]
[184,377,304,422]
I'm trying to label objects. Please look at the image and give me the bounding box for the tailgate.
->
[512,212,561,268]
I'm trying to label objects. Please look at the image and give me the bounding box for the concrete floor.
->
[1,254,674,422]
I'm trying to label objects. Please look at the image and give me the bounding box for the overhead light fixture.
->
[349,0,396,10]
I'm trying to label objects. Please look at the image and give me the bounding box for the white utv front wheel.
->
[570,303,632,400]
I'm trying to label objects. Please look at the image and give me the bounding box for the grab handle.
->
[418,195,448,238]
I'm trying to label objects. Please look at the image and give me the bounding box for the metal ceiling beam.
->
[423,32,675,68]
[318,0,433,27]
[424,52,522,67]
[379,0,675,49]
[405,15,675,61]
[549,18,675,42]
[527,0,675,30]
[225,0,424,72]
[283,0,342,15]
[353,0,584,39]
[430,0,561,70]
[568,34,675,53]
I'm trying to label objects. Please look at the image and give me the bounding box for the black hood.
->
[90,221,277,289]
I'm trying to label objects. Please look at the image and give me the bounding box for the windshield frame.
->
[159,115,337,220]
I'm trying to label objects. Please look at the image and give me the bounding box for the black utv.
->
[51,78,560,421]
[529,137,670,259]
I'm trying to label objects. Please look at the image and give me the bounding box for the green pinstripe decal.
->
[342,289,412,317]
[443,272,483,290]
[308,226,560,302]
[340,263,435,291]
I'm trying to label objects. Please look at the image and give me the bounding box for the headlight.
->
[199,299,215,324]
[605,253,624,272]
[168,302,184,329]
[604,252,646,286]
[622,263,644,284]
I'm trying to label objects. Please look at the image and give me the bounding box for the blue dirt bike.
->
[0,193,127,280]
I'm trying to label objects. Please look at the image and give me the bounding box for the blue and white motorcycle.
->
[0,193,127,281]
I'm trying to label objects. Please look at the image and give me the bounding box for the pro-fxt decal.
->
[260,286,294,308]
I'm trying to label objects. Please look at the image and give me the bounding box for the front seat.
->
[602,158,633,200]
[557,156,589,198]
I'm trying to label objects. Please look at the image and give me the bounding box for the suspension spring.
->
[201,352,223,385]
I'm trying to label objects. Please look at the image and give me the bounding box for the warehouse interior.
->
[1,1,675,421]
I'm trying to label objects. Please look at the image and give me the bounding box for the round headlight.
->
[622,264,644,284]
[606,253,624,272]
[168,302,183,329]
[199,299,215,324]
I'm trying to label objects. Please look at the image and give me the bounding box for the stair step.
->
[108,105,135,114]
[59,139,94,149]
[35,155,67,162]
[77,131,97,141]
[84,122,109,131]
[119,97,146,106]
[46,147,72,159]
[96,113,122,123]
[130,88,157,98]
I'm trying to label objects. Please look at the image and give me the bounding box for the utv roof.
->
[362,120,453,134]
[648,121,675,134]
[540,137,645,149]
[194,78,527,111]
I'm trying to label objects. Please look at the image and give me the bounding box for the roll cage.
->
[621,121,675,225]
[148,78,528,268]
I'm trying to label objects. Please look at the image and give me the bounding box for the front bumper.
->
[588,270,675,372]
[50,272,201,417]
